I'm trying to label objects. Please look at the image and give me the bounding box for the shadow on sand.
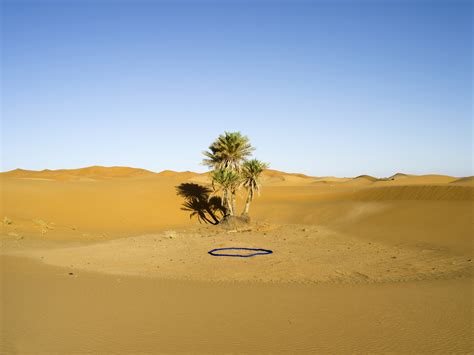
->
[176,183,227,225]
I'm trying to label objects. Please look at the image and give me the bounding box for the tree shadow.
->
[176,183,227,225]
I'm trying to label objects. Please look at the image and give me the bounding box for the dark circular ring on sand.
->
[208,247,273,258]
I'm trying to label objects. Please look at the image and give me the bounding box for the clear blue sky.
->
[1,0,472,177]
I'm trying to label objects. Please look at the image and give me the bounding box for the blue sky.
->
[1,0,472,177]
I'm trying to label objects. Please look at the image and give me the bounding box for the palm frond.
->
[202,132,254,171]
[241,159,268,199]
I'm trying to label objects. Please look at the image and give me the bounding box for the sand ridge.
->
[451,176,474,186]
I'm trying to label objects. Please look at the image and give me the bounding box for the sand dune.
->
[1,166,473,353]
[156,170,200,179]
[353,185,473,201]
[451,176,474,186]
[345,175,379,185]
[312,176,352,184]
[0,166,157,181]
[339,173,460,187]
[253,169,316,185]
[263,169,313,179]
[374,174,459,186]
[1,166,462,186]
[1,166,317,185]
[186,168,316,186]
[388,172,412,180]
[1,166,472,252]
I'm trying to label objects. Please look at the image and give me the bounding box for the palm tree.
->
[203,132,254,172]
[241,159,268,216]
[204,132,254,216]
[210,168,241,215]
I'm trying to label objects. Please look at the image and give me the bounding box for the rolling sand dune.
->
[375,174,459,186]
[388,172,412,180]
[451,176,474,186]
[188,168,316,186]
[263,169,313,180]
[156,170,200,179]
[1,166,472,253]
[349,174,379,184]
[256,169,316,185]
[353,184,474,201]
[0,166,158,181]
[312,176,352,184]
[1,166,473,353]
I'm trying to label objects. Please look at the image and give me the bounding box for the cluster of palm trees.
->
[203,131,268,218]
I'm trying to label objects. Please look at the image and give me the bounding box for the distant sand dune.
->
[263,169,313,179]
[450,176,474,186]
[259,169,316,185]
[345,175,379,185]
[353,185,474,201]
[0,166,157,181]
[388,172,412,180]
[156,170,199,179]
[375,174,458,186]
[312,176,352,184]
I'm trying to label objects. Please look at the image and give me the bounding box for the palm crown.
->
[210,168,241,191]
[209,167,241,215]
[196,131,268,219]
[241,159,268,216]
[203,132,254,171]
[241,159,268,199]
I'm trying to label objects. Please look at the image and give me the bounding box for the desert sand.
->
[1,166,473,353]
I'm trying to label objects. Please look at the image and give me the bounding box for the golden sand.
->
[1,167,473,353]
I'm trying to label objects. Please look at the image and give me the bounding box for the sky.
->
[1,0,472,177]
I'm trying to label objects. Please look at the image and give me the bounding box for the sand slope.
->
[1,166,473,353]
[3,255,472,354]
[375,174,459,186]
[1,165,472,258]
[353,185,473,201]
[1,167,473,253]
[7,224,471,284]
[451,176,474,186]
[347,175,379,184]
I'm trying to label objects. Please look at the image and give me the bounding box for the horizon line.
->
[0,164,469,179]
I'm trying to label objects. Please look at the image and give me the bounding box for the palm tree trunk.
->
[231,192,236,216]
[242,188,253,216]
[224,189,232,215]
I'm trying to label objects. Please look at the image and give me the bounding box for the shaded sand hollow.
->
[1,166,473,353]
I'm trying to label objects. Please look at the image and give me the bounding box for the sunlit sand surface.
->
[1,167,473,353]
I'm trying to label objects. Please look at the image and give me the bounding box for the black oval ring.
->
[208,247,273,258]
